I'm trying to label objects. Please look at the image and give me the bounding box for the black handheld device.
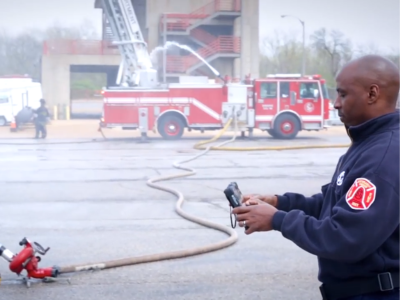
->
[224,182,243,208]
[224,182,247,229]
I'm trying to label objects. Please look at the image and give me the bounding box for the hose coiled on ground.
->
[59,116,242,274]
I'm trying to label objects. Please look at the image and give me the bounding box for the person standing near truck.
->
[33,99,49,139]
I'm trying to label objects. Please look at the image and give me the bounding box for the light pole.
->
[281,14,306,76]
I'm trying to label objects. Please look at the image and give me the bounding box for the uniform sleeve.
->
[272,173,399,263]
[275,184,328,218]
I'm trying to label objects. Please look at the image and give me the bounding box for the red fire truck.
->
[98,0,331,139]
[100,73,331,140]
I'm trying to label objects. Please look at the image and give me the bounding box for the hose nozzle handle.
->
[19,238,28,246]
[33,242,50,255]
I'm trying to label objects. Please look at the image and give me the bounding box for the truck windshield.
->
[321,83,330,100]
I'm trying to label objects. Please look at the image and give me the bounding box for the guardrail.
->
[159,0,241,32]
[198,36,240,58]
[42,37,240,76]
[166,36,240,73]
[191,28,216,45]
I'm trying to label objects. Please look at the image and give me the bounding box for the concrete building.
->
[41,0,259,117]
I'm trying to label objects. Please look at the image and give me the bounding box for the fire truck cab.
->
[251,73,331,139]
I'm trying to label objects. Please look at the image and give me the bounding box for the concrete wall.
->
[234,0,259,79]
[42,55,120,116]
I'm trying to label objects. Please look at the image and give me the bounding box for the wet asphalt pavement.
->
[0,134,350,300]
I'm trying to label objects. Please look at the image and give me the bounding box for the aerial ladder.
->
[100,0,158,88]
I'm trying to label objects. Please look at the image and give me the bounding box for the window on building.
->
[280,82,290,98]
[260,82,277,99]
[300,82,320,99]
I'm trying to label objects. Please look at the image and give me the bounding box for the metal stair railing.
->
[166,36,240,74]
[191,28,216,45]
[159,0,241,33]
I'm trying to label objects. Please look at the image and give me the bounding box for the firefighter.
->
[232,54,399,300]
[33,99,50,139]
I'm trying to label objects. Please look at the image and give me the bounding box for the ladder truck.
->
[99,1,332,140]
[99,0,158,88]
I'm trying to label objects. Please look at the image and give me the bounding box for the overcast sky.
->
[0,0,398,54]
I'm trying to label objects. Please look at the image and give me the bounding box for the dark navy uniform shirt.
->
[272,110,399,284]
[34,106,49,124]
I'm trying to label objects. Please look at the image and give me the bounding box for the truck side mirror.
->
[290,91,297,105]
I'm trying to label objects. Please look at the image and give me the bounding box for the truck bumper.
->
[323,120,332,129]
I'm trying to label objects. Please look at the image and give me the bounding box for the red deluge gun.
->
[0,237,60,285]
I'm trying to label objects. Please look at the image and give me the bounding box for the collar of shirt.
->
[345,109,399,142]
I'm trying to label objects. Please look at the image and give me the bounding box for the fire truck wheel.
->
[273,114,300,139]
[266,129,278,138]
[158,115,185,140]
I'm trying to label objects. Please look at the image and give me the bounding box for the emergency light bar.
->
[0,74,30,78]
[266,74,302,78]
[266,74,323,80]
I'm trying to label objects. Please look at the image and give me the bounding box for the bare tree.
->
[260,30,305,76]
[385,51,400,68]
[0,29,42,80]
[0,30,10,75]
[0,20,100,79]
[43,20,99,40]
[78,19,100,39]
[355,43,400,68]
[310,28,353,78]
[354,42,382,57]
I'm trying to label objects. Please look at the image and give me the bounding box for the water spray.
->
[149,41,226,83]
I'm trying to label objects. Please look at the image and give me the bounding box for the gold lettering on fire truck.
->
[262,104,273,110]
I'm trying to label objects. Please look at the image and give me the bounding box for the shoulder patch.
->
[345,178,377,210]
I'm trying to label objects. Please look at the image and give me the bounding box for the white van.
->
[0,77,43,126]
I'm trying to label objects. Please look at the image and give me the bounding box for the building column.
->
[41,56,70,119]
[236,0,260,79]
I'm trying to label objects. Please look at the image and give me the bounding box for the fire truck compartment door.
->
[222,103,247,127]
[139,108,148,133]
[247,109,255,127]
[227,85,247,103]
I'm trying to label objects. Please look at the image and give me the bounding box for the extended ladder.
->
[100,0,154,86]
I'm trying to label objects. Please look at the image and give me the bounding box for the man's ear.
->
[368,84,379,104]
